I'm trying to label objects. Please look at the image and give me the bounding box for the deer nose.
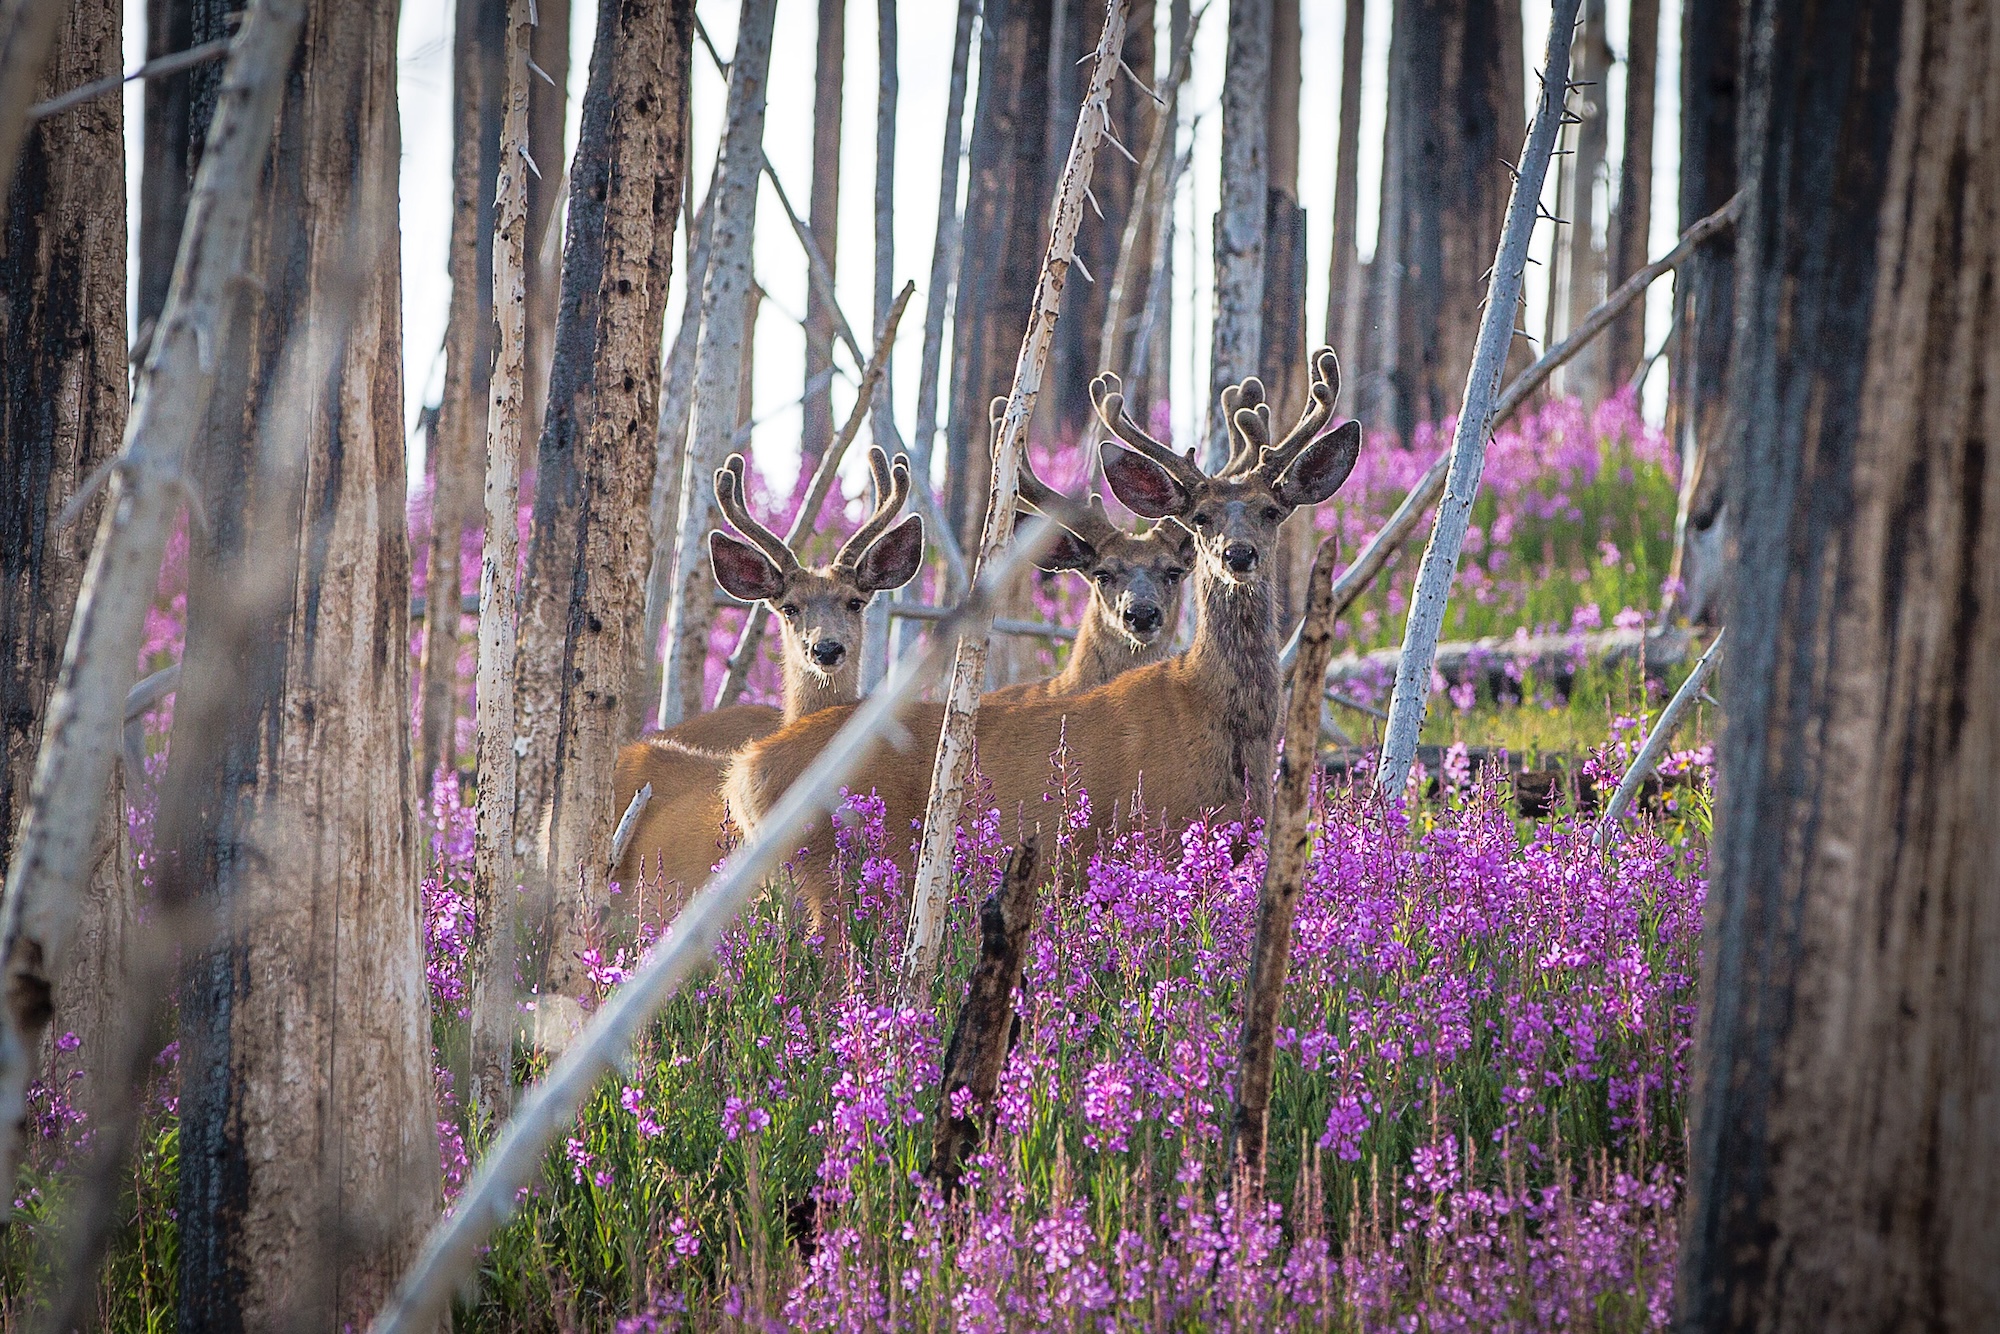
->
[1223,543,1258,573]
[1125,603,1163,634]
[811,640,846,667]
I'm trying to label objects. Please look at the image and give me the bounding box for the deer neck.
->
[781,656,856,724]
[1185,563,1282,810]
[1053,598,1153,694]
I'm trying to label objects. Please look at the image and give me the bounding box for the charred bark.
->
[0,0,128,1122]
[167,1,437,1324]
[930,839,1038,1198]
[1325,0,1365,355]
[1682,0,2000,1322]
[1379,0,1525,440]
[523,0,570,448]
[1606,0,1658,387]
[1670,0,1741,626]
[946,0,1054,554]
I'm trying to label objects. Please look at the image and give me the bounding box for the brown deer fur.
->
[728,350,1361,919]
[613,448,922,900]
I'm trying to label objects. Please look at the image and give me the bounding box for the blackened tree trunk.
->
[1263,0,1310,627]
[1379,0,1524,440]
[1045,0,1149,445]
[167,2,437,1324]
[1550,0,1609,400]
[518,0,694,1016]
[946,0,1053,554]
[418,0,507,789]
[139,0,193,331]
[524,0,571,450]
[1681,0,2000,1324]
[1606,0,1658,388]
[1671,0,1741,626]
[800,0,844,470]
[1325,0,1365,355]
[0,0,129,1120]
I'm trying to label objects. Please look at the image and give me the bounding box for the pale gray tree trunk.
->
[1204,0,1271,469]
[800,0,845,470]
[656,0,778,731]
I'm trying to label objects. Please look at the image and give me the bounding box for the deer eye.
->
[1263,505,1282,522]
[1165,567,1185,583]
[1094,571,1113,585]
[1192,512,1210,528]
[779,604,800,620]
[847,597,865,612]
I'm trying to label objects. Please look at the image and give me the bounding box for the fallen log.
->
[1324,625,1691,697]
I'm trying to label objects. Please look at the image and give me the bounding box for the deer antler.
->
[833,446,912,571]
[1254,347,1342,477]
[714,454,798,573]
[1002,398,1118,545]
[1221,377,1273,476]
[1090,371,1206,491]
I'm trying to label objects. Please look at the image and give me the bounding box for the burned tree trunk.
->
[1325,0,1365,356]
[1046,0,1149,445]
[1606,0,1658,388]
[1670,0,1742,626]
[166,1,437,1324]
[524,0,570,448]
[946,0,1053,554]
[1548,0,1610,401]
[1379,0,1524,440]
[930,839,1038,1198]
[800,0,844,470]
[1682,0,2000,1323]
[1204,0,1270,468]
[0,0,129,1121]
[418,0,507,789]
[515,0,695,1019]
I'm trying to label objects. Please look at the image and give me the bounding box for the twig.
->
[368,518,1062,1334]
[607,784,651,871]
[0,0,303,1216]
[1230,535,1342,1182]
[26,36,233,122]
[900,0,1133,988]
[1375,0,1579,799]
[468,0,532,1122]
[712,282,916,711]
[1593,628,1723,847]
[929,838,1039,1197]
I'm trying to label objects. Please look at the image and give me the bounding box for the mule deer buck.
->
[997,398,1195,700]
[728,348,1361,919]
[613,447,923,895]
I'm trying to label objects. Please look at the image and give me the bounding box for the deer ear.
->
[710,531,786,601]
[1016,511,1098,572]
[1274,420,1362,509]
[854,513,925,591]
[1101,442,1188,520]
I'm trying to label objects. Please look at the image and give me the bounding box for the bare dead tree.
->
[1606,0,1659,387]
[1204,0,1270,468]
[1547,0,1611,401]
[1231,534,1341,1183]
[517,0,696,1027]
[930,838,1039,1197]
[0,0,129,1126]
[369,520,1062,1334]
[946,0,1054,554]
[656,0,779,731]
[911,0,979,495]
[902,0,1132,987]
[1375,0,1580,798]
[469,0,536,1125]
[1376,0,1525,440]
[523,0,572,446]
[1324,0,1365,356]
[0,0,302,1221]
[418,0,507,789]
[800,0,846,470]
[860,0,899,687]
[1592,627,1720,847]
[0,0,63,196]
[1683,0,2000,1317]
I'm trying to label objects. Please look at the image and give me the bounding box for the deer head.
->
[709,447,924,717]
[1001,399,1193,652]
[1094,348,1359,592]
